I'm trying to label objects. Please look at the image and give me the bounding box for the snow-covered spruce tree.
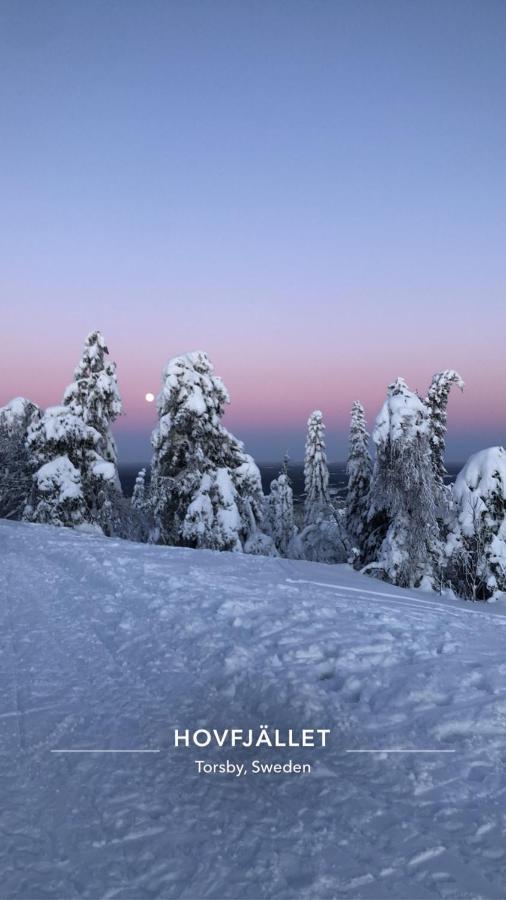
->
[364,377,442,589]
[0,397,39,520]
[300,410,347,563]
[265,473,298,557]
[446,447,506,601]
[63,330,122,464]
[345,401,372,556]
[425,369,464,503]
[63,331,124,533]
[23,405,116,530]
[129,467,150,542]
[303,411,330,526]
[149,351,272,553]
[132,468,147,510]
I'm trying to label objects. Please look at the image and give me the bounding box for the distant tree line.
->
[1,332,505,601]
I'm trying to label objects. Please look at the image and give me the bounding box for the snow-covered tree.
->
[63,330,122,466]
[128,467,151,542]
[365,377,441,589]
[345,401,371,553]
[0,397,39,519]
[23,405,116,531]
[299,513,348,564]
[62,331,124,532]
[149,351,270,552]
[266,473,297,557]
[300,410,348,562]
[304,410,330,526]
[425,369,464,501]
[26,456,86,527]
[446,447,506,601]
[132,468,147,510]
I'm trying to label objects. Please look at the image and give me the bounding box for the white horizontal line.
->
[346,749,456,754]
[51,749,161,754]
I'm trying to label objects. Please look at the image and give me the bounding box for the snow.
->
[27,405,100,449]
[373,377,429,445]
[2,520,506,898]
[157,351,230,424]
[35,455,82,500]
[92,459,117,482]
[0,397,34,432]
[453,447,506,536]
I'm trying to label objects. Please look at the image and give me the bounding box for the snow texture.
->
[2,520,506,898]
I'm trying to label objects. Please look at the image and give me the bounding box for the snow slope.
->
[2,521,506,899]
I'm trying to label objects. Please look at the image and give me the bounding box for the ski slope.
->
[1,520,506,899]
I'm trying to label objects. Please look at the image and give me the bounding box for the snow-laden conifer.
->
[0,397,39,519]
[366,378,441,588]
[23,405,116,531]
[132,468,147,510]
[266,473,297,557]
[425,369,464,499]
[446,447,506,600]
[61,331,124,532]
[300,410,348,562]
[345,401,371,553]
[28,456,86,527]
[304,410,330,526]
[150,351,269,552]
[63,330,122,466]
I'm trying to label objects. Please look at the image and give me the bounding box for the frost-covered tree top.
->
[156,351,228,431]
[152,351,244,474]
[63,331,122,463]
[453,447,506,537]
[0,397,39,435]
[425,369,464,487]
[304,410,330,526]
[374,378,429,447]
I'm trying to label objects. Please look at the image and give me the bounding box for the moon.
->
[145,392,155,403]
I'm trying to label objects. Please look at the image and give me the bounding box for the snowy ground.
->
[2,522,506,899]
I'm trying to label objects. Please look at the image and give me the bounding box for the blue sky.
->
[1,0,505,462]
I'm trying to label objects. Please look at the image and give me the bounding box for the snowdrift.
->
[2,520,506,898]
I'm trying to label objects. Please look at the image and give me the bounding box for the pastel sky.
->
[1,0,505,463]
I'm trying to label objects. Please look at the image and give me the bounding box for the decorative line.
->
[51,749,161,754]
[345,749,456,754]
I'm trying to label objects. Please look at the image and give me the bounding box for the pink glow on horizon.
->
[4,345,503,441]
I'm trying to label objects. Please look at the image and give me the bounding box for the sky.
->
[1,0,505,463]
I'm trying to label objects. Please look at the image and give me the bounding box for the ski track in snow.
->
[1,521,506,899]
